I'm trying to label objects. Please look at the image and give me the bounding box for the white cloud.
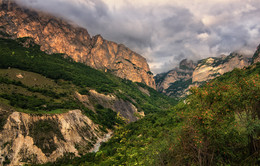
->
[197,33,209,41]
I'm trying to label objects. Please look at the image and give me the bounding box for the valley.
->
[0,0,260,165]
[0,37,175,165]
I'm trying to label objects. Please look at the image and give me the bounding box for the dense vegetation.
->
[29,120,65,155]
[165,78,192,97]
[44,63,259,165]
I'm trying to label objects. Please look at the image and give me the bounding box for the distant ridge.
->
[155,52,251,98]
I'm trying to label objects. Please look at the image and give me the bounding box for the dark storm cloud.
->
[17,0,109,26]
[17,0,260,74]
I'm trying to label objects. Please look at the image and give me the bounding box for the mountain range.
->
[0,0,259,165]
[155,52,258,98]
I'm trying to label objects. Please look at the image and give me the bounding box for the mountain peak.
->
[92,34,104,46]
[179,59,196,70]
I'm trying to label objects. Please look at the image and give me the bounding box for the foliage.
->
[94,104,124,130]
[51,63,260,166]
[166,78,192,97]
[29,120,65,155]
[170,64,260,165]
[0,93,46,110]
[0,103,12,131]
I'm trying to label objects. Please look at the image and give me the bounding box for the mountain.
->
[155,52,251,98]
[0,0,155,88]
[155,59,196,98]
[0,37,175,165]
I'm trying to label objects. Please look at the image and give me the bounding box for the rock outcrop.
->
[155,53,250,98]
[75,90,142,123]
[155,59,195,98]
[0,109,104,165]
[0,0,155,88]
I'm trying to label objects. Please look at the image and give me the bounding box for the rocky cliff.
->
[0,108,104,165]
[0,0,155,88]
[155,53,250,98]
[75,90,143,123]
[87,35,155,88]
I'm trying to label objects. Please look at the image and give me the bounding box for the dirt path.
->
[91,131,113,152]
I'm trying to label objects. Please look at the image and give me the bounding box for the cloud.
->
[17,0,260,74]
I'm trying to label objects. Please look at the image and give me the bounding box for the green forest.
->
[38,63,259,165]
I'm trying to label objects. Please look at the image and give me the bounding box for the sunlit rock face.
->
[0,109,104,166]
[0,0,155,89]
[87,35,155,88]
[192,53,250,83]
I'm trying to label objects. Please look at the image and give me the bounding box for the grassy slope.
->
[53,63,259,166]
[0,37,177,130]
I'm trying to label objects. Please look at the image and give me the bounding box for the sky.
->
[17,0,260,74]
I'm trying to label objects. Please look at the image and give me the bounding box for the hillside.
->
[0,37,176,165]
[0,0,155,88]
[54,62,260,166]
